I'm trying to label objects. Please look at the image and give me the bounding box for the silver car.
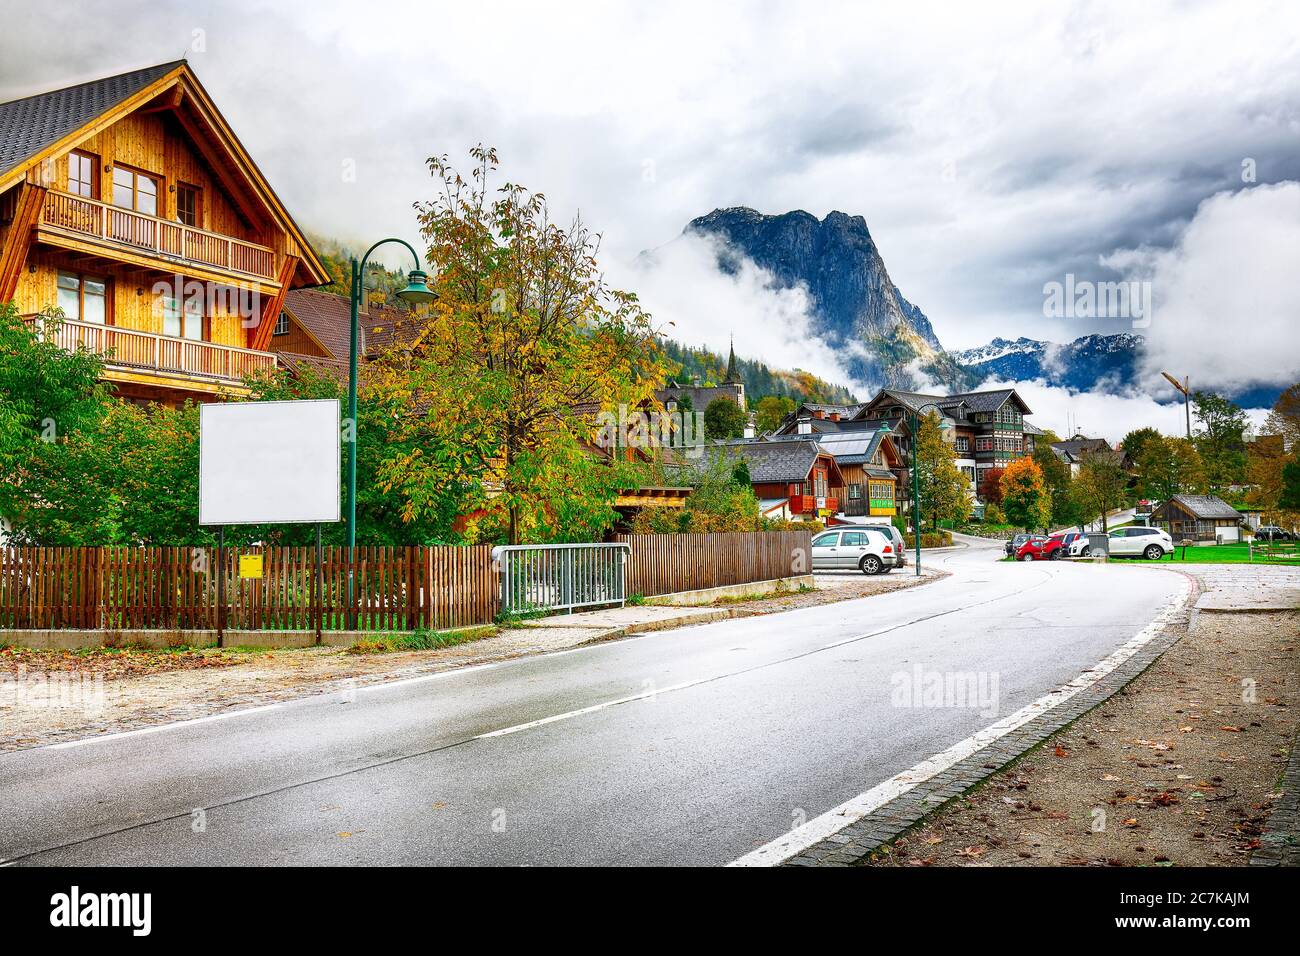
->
[1105,525,1174,559]
[811,528,903,574]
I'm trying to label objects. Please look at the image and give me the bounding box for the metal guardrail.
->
[492,543,630,615]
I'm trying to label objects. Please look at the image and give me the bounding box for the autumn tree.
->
[1000,457,1051,531]
[703,396,747,439]
[1031,441,1080,528]
[1071,450,1130,530]
[754,395,795,435]
[630,449,760,533]
[913,412,970,531]
[1244,437,1290,510]
[1264,382,1300,449]
[372,146,667,544]
[1120,426,1161,463]
[1135,435,1206,503]
[1192,390,1248,492]
[977,467,1005,504]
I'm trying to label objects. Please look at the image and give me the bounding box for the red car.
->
[1015,534,1067,561]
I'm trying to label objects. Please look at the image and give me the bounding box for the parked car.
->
[811,527,904,574]
[881,523,908,565]
[1058,530,1091,557]
[1105,525,1174,560]
[1015,534,1065,561]
[1255,525,1294,541]
[1005,533,1032,557]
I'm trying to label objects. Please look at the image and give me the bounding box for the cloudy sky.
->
[3,0,1298,433]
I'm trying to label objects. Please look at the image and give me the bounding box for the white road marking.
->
[43,704,285,751]
[474,677,711,739]
[477,572,1051,738]
[21,661,512,754]
[727,577,1191,867]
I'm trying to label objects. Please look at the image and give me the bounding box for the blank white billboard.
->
[199,399,341,526]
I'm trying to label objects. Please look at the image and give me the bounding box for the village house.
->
[759,428,903,524]
[769,401,872,435]
[717,437,844,521]
[767,387,1043,515]
[0,61,330,405]
[1150,494,1244,545]
[859,388,1038,496]
[1049,433,1131,477]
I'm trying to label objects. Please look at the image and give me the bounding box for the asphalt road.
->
[1,535,1186,866]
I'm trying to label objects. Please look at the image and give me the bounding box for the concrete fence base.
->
[1,629,403,651]
[645,574,814,607]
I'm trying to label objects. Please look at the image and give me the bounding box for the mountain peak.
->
[682,206,942,387]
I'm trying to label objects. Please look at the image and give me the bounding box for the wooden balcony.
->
[789,494,838,515]
[25,315,276,387]
[40,190,277,280]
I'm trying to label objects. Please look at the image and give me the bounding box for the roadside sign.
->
[199,399,341,526]
[239,555,264,579]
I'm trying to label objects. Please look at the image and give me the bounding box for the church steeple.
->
[724,336,739,384]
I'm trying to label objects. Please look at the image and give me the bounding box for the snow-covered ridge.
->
[952,332,1143,367]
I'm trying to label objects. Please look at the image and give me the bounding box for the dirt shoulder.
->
[862,606,1299,867]
[1,567,947,752]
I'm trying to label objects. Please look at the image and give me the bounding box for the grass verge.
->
[346,624,498,655]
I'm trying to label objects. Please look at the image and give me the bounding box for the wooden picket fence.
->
[615,531,812,597]
[0,545,498,632]
[0,532,811,631]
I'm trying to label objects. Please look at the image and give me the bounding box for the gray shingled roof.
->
[0,61,183,178]
[944,388,1026,413]
[1165,495,1242,520]
[1050,436,1113,458]
[868,387,1032,416]
[718,438,824,482]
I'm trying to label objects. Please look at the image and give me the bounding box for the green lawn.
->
[1128,541,1300,565]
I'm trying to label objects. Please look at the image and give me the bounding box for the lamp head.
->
[396,269,437,305]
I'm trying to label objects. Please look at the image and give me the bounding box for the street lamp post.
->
[344,240,436,622]
[908,402,952,577]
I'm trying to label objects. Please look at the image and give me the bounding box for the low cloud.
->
[1104,182,1300,393]
[982,377,1272,445]
[614,232,870,394]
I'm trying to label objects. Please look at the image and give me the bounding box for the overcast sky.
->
[3,0,1298,430]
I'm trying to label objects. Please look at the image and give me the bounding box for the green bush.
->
[902,531,953,549]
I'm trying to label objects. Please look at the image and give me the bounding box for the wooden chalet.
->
[811,429,903,519]
[718,437,844,520]
[0,61,330,404]
[1150,494,1243,544]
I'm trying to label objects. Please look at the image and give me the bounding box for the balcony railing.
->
[40,190,277,280]
[25,315,276,384]
[789,494,837,515]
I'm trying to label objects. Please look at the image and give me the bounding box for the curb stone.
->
[1250,728,1300,866]
[785,568,1203,867]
